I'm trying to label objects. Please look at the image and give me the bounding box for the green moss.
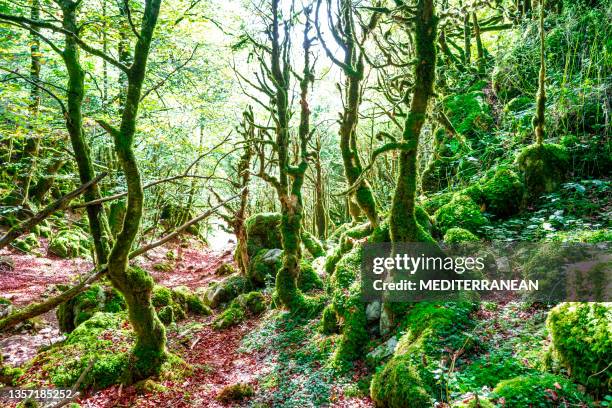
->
[434,195,488,235]
[443,91,493,138]
[12,233,39,253]
[370,355,431,408]
[244,213,282,256]
[108,200,126,237]
[134,378,167,395]
[213,291,267,330]
[216,382,254,403]
[480,168,524,217]
[371,302,477,406]
[202,274,251,308]
[48,229,91,258]
[320,304,339,334]
[301,230,325,258]
[0,361,24,386]
[546,302,611,394]
[215,263,235,276]
[298,260,323,292]
[327,246,369,364]
[491,373,590,407]
[157,305,174,325]
[422,191,455,215]
[516,143,569,200]
[415,206,433,234]
[28,312,131,390]
[151,285,172,307]
[504,96,533,112]
[185,293,211,315]
[444,227,479,244]
[16,399,39,408]
[152,262,173,272]
[248,248,281,285]
[57,285,125,333]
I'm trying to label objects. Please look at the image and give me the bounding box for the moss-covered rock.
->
[48,229,91,259]
[297,260,323,292]
[422,191,455,215]
[237,213,282,264]
[248,248,282,285]
[151,285,210,325]
[546,302,611,394]
[201,274,250,309]
[215,262,235,276]
[157,305,174,325]
[213,291,267,330]
[444,227,480,244]
[151,285,172,307]
[302,230,325,258]
[57,285,126,333]
[480,168,524,217]
[216,382,254,403]
[328,245,369,364]
[319,304,339,334]
[434,195,488,235]
[12,233,39,253]
[491,373,590,407]
[0,353,24,386]
[370,355,431,407]
[27,312,131,390]
[371,302,477,406]
[516,143,569,200]
[152,261,173,272]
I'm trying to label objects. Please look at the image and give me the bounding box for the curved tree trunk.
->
[389,0,437,243]
[59,0,111,265]
[101,0,165,381]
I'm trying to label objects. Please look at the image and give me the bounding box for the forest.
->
[0,0,610,406]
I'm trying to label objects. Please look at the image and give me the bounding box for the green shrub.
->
[491,373,590,407]
[546,302,611,394]
[435,195,488,235]
[444,227,479,244]
[443,91,493,139]
[452,397,494,408]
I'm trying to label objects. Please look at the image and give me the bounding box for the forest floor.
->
[0,238,374,408]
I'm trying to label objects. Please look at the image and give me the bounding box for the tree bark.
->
[390,0,437,243]
[534,2,546,145]
[58,0,112,265]
[102,0,165,381]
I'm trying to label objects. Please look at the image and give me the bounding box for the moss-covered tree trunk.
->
[59,0,111,265]
[20,0,41,205]
[463,12,471,65]
[389,0,437,244]
[316,0,380,227]
[102,0,166,381]
[534,1,546,145]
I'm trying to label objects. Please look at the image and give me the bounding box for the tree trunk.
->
[534,2,546,145]
[59,0,111,265]
[389,0,437,243]
[103,0,165,381]
[463,12,471,64]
